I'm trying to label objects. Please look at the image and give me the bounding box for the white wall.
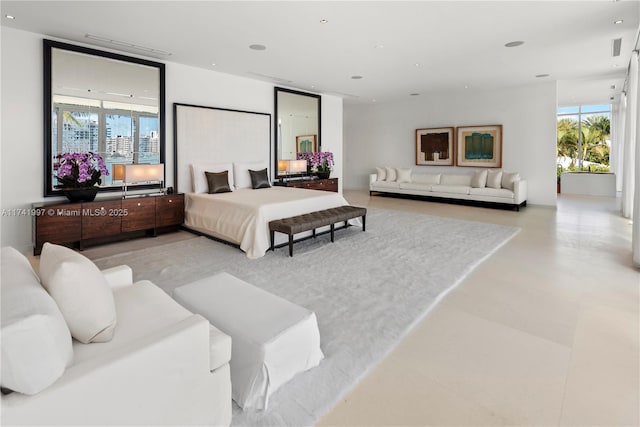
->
[343,83,558,206]
[0,27,343,252]
[321,95,344,193]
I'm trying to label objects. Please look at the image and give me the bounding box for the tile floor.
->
[315,191,639,427]
[80,191,639,426]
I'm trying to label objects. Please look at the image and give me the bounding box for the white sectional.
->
[1,245,232,426]
[369,168,527,210]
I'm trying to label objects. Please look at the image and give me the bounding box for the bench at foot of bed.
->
[269,206,367,256]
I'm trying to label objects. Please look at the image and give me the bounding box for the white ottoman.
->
[173,272,324,411]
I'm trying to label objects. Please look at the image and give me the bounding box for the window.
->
[557,104,611,176]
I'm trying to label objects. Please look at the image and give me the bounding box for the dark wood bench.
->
[269,206,367,256]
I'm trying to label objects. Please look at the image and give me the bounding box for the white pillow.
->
[385,167,397,182]
[191,163,234,193]
[501,172,521,190]
[1,247,73,395]
[375,167,387,181]
[471,169,488,188]
[39,243,117,344]
[234,161,268,189]
[396,168,412,183]
[487,170,503,189]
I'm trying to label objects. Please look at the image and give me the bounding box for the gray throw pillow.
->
[249,168,271,189]
[205,171,232,194]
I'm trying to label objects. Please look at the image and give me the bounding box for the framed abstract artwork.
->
[456,125,503,168]
[296,135,317,154]
[415,127,455,166]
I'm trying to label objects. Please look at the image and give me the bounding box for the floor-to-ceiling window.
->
[557,104,612,179]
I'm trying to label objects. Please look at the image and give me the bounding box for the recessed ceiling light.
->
[249,44,267,51]
[374,44,384,49]
[414,63,421,67]
[5,14,15,20]
[614,19,623,24]
[504,41,524,48]
[535,74,550,78]
[320,19,328,24]
[464,85,469,89]
[351,75,363,80]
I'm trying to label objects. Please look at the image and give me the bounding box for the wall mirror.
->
[274,87,321,178]
[44,39,165,196]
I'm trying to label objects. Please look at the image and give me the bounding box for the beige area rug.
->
[94,208,520,427]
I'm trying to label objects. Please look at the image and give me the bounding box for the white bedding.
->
[184,186,350,259]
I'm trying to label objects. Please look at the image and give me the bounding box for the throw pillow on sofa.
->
[396,168,412,183]
[471,170,488,188]
[39,243,117,344]
[385,167,397,182]
[375,167,387,181]
[1,247,73,395]
[501,172,521,190]
[487,170,503,189]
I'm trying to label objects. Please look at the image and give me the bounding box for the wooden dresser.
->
[274,178,338,193]
[33,193,184,255]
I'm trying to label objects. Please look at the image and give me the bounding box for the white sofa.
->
[1,246,232,426]
[370,168,527,210]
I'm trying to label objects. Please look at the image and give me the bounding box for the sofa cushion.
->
[487,170,503,189]
[192,163,234,193]
[384,167,397,182]
[1,247,73,395]
[440,174,472,186]
[471,170,488,188]
[399,182,433,192]
[71,280,231,372]
[501,172,521,190]
[372,180,400,189]
[431,185,471,195]
[396,168,412,183]
[412,173,441,185]
[39,243,117,344]
[469,187,515,198]
[375,167,386,181]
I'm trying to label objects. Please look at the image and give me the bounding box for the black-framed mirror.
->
[274,87,321,179]
[44,39,166,196]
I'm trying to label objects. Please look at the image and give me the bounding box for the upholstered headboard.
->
[174,103,271,194]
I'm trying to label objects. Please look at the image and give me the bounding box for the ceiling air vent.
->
[612,38,622,57]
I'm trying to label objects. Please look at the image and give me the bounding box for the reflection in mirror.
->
[44,40,165,196]
[274,87,321,178]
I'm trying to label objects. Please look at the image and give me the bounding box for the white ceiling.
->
[2,1,639,106]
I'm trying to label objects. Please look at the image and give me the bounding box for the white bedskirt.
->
[185,187,350,259]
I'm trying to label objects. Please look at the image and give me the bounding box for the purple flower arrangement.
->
[53,152,109,188]
[296,151,334,173]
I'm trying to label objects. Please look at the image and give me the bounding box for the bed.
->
[174,103,352,259]
[185,187,349,259]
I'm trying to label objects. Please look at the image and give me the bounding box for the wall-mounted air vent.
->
[612,38,622,57]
